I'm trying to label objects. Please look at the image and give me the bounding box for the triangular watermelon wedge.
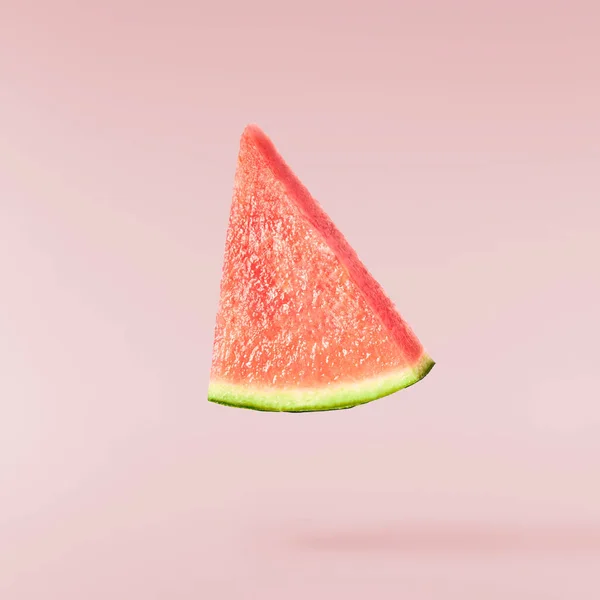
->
[208,125,434,412]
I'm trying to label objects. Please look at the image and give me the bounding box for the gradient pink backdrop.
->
[1,1,599,598]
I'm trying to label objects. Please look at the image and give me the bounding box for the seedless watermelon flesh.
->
[209,125,434,412]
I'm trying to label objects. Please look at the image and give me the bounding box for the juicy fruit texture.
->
[209,125,434,412]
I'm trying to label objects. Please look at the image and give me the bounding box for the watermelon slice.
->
[208,125,434,412]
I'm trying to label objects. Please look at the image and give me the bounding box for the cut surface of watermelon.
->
[209,125,434,412]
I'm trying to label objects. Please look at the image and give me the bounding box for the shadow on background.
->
[280,522,600,556]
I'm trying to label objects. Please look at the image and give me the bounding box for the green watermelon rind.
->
[208,353,435,413]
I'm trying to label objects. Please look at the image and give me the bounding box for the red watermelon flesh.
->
[209,125,434,412]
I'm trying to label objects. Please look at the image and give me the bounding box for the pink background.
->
[1,1,599,598]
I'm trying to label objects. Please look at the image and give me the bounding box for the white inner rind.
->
[208,354,435,412]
